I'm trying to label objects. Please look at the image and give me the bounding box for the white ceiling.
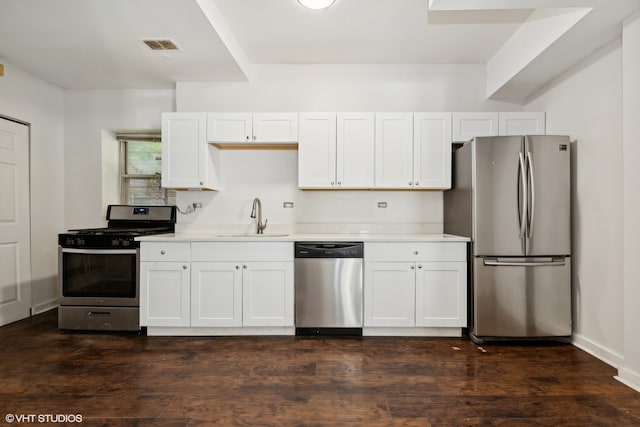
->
[0,0,639,101]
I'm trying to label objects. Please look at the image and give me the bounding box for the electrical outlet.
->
[283,202,294,208]
[377,202,388,208]
[192,203,202,209]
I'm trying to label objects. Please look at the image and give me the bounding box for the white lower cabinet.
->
[190,262,243,327]
[364,242,467,332]
[364,262,416,327]
[415,261,467,327]
[141,241,294,334]
[140,242,191,327]
[140,261,190,327]
[242,262,294,327]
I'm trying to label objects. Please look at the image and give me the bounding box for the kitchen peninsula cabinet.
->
[364,241,467,336]
[375,112,452,189]
[207,112,298,144]
[161,112,218,190]
[298,112,375,189]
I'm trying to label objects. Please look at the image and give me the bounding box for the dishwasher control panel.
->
[294,242,363,258]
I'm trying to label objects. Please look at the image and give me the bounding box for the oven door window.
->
[62,252,137,298]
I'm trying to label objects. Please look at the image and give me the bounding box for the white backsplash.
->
[174,149,443,234]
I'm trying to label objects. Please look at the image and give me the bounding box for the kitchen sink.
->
[214,233,290,238]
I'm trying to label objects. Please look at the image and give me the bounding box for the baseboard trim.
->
[615,367,640,393]
[571,332,624,368]
[31,300,58,315]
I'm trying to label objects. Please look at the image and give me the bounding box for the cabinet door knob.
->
[418,264,422,269]
[415,182,419,186]
[253,135,257,141]
[160,250,166,255]
[410,265,415,270]
[408,181,413,186]
[235,265,240,270]
[243,265,247,269]
[246,135,250,140]
[337,181,341,186]
[331,181,335,186]
[183,265,188,270]
[199,181,204,186]
[414,250,419,255]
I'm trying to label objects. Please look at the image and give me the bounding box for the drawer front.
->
[140,242,191,262]
[191,242,293,262]
[365,242,466,262]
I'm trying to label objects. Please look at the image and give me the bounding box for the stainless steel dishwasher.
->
[294,242,364,336]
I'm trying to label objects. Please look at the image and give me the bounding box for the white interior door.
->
[0,117,31,326]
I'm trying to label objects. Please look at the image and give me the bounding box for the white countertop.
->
[137,232,470,243]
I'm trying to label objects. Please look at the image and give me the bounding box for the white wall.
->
[64,90,174,229]
[0,60,65,313]
[619,11,640,392]
[525,41,624,365]
[175,64,524,232]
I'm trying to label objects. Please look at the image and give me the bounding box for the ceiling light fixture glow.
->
[297,0,336,10]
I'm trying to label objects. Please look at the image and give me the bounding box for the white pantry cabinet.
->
[364,242,467,329]
[375,113,452,189]
[298,112,375,189]
[207,113,298,144]
[161,112,218,190]
[140,242,191,327]
[498,112,546,136]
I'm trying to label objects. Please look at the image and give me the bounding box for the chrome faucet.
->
[250,197,268,234]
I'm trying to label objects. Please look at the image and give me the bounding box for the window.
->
[119,136,175,206]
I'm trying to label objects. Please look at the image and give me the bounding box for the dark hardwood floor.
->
[1,309,639,426]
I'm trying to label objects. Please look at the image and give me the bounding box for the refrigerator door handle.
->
[517,152,528,240]
[483,258,566,267]
[526,150,535,238]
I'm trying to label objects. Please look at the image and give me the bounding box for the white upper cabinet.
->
[375,113,451,189]
[374,113,414,189]
[161,112,218,190]
[298,113,337,188]
[413,113,452,189]
[452,112,499,142]
[336,113,375,188]
[498,112,546,136]
[298,112,374,189]
[207,113,298,143]
[207,113,252,143]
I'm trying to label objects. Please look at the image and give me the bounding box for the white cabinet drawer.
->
[191,242,293,262]
[140,242,191,262]
[365,242,466,262]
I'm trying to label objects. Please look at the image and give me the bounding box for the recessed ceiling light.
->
[297,0,336,10]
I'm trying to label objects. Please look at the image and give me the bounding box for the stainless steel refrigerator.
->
[444,135,571,343]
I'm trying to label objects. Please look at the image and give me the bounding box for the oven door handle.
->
[61,248,138,255]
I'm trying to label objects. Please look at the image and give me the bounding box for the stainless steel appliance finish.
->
[58,205,176,331]
[294,242,363,335]
[444,135,572,342]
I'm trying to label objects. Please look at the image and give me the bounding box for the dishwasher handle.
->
[295,242,364,258]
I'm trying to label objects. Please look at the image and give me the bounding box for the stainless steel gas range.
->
[58,205,176,331]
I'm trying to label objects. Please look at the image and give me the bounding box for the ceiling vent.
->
[141,39,182,51]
